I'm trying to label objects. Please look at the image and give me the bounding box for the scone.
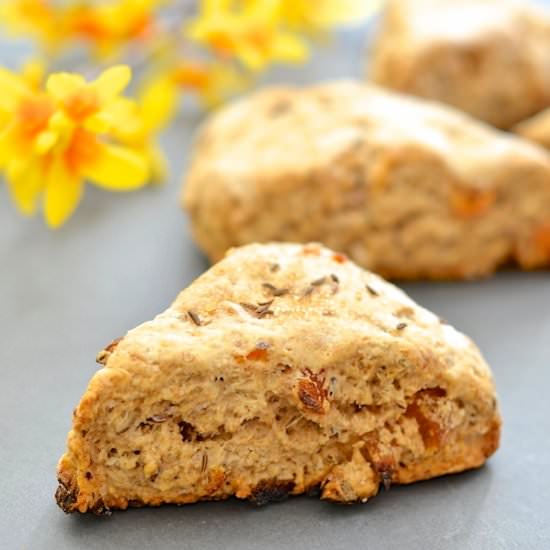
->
[182,81,550,280]
[56,242,501,515]
[515,108,550,151]
[369,0,550,129]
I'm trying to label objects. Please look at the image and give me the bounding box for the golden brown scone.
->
[182,81,550,280]
[369,0,550,129]
[514,108,550,151]
[56,243,500,515]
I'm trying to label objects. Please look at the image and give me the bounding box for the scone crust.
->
[182,81,550,279]
[57,243,500,514]
[369,0,550,129]
[515,108,550,151]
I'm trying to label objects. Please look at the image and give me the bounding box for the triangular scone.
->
[369,0,550,129]
[56,243,500,515]
[182,81,550,280]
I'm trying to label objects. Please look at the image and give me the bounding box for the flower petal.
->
[203,0,232,15]
[83,113,111,134]
[146,143,167,183]
[85,97,142,137]
[200,64,249,108]
[0,66,29,114]
[91,65,132,100]
[46,72,86,103]
[0,125,18,168]
[236,43,266,71]
[44,159,84,228]
[22,58,46,90]
[138,77,177,132]
[272,32,309,63]
[5,158,44,216]
[314,0,382,26]
[35,130,58,154]
[83,143,149,190]
[48,110,74,134]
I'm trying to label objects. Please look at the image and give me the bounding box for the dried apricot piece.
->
[246,341,270,361]
[297,369,328,414]
[332,253,347,264]
[451,188,495,218]
[405,387,447,450]
[533,222,550,258]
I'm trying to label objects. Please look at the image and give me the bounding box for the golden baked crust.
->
[369,0,550,129]
[182,81,550,279]
[515,108,550,151]
[56,243,500,514]
[514,110,550,256]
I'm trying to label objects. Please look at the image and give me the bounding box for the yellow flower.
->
[0,0,61,50]
[276,0,382,31]
[65,0,164,59]
[186,0,308,72]
[0,65,150,228]
[170,60,248,108]
[0,0,165,58]
[21,57,47,90]
[110,75,176,183]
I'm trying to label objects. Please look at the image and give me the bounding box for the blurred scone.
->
[182,81,550,280]
[515,108,550,151]
[56,242,500,514]
[369,0,550,129]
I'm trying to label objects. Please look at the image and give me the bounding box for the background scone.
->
[57,243,500,514]
[515,109,550,151]
[182,81,550,280]
[369,0,550,129]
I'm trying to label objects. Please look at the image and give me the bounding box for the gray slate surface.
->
[1,15,549,550]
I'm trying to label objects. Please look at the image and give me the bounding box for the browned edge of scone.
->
[55,412,500,515]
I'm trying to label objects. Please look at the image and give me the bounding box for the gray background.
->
[1,11,549,550]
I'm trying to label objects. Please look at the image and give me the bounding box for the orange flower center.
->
[16,96,55,140]
[64,128,101,174]
[64,89,100,122]
[71,11,110,40]
[246,28,271,53]
[126,13,154,40]
[19,0,51,20]
[209,31,235,56]
[172,64,210,90]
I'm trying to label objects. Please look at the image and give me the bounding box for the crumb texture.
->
[369,0,550,129]
[182,81,550,279]
[57,243,500,514]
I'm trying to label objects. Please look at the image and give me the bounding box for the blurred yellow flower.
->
[277,0,382,31]
[0,0,380,229]
[65,0,164,59]
[113,76,177,183]
[0,0,61,50]
[186,0,308,72]
[0,0,165,58]
[21,57,47,90]
[170,60,248,107]
[0,65,152,228]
